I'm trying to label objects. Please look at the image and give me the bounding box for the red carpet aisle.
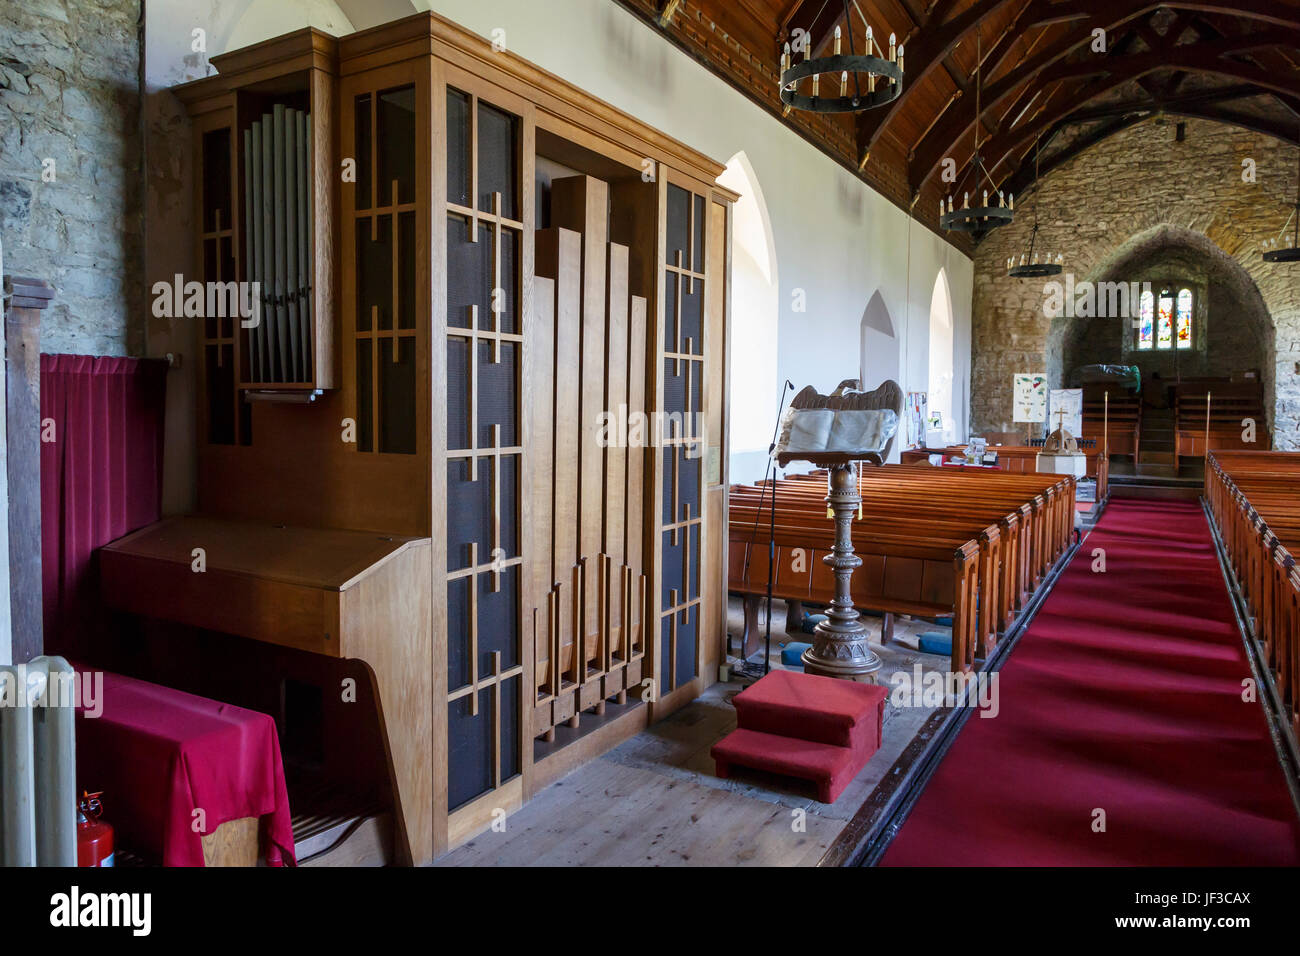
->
[882,499,1300,866]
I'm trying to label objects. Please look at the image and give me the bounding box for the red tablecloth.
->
[75,669,295,866]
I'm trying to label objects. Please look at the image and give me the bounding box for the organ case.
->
[170,11,734,862]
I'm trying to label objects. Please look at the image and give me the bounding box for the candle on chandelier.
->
[1009,193,1015,210]
[834,25,841,56]
[963,192,969,208]
[982,190,988,207]
[812,72,819,96]
[897,45,904,74]
[841,71,848,94]
[948,195,954,213]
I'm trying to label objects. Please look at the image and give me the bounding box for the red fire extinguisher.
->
[77,791,114,867]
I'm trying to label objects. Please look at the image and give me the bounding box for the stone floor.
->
[437,599,955,866]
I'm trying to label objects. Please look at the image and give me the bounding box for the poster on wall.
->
[1012,373,1048,423]
[1048,388,1083,436]
[905,392,927,448]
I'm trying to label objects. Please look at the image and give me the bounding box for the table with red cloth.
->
[75,669,295,866]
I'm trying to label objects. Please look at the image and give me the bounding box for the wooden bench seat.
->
[728,466,1073,673]
[1204,451,1300,739]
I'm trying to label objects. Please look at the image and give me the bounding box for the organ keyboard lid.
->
[101,515,429,591]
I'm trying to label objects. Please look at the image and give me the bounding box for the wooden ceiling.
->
[615,0,1300,244]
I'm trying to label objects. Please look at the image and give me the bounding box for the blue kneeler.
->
[781,642,812,667]
[918,631,952,656]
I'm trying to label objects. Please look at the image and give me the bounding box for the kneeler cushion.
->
[731,668,886,749]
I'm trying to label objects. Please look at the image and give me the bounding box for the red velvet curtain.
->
[40,354,168,661]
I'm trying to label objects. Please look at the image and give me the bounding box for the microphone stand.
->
[737,380,793,680]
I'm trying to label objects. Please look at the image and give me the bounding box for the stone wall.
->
[972,117,1300,448]
[0,0,143,356]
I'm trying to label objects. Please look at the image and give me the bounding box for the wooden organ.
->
[103,12,735,865]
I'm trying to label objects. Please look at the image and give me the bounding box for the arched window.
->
[1138,289,1154,349]
[1136,285,1193,350]
[928,270,955,442]
[1176,288,1193,349]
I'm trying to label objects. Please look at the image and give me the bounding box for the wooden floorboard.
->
[436,598,952,866]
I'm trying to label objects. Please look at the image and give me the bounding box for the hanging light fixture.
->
[941,30,1012,236]
[1007,136,1063,278]
[779,0,903,114]
[1262,124,1300,263]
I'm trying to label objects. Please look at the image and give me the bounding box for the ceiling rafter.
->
[1005,102,1300,200]
[908,4,1300,195]
[977,34,1300,192]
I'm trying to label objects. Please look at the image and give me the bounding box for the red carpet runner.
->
[882,499,1300,866]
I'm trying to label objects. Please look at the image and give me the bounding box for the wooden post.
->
[1205,390,1212,461]
[3,276,50,665]
[801,463,882,681]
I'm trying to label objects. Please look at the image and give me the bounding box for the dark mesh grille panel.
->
[446,456,520,571]
[206,345,234,445]
[666,184,689,267]
[663,272,678,352]
[397,211,416,329]
[689,522,700,598]
[447,691,491,811]
[678,446,701,518]
[477,340,518,447]
[692,194,705,273]
[447,576,472,688]
[680,280,703,353]
[661,527,683,607]
[355,94,372,210]
[499,676,521,782]
[497,228,519,334]
[445,92,522,813]
[357,217,391,331]
[446,337,470,450]
[477,102,518,218]
[356,339,373,452]
[377,86,415,205]
[446,215,477,329]
[378,337,416,455]
[663,359,687,415]
[447,89,470,207]
[201,128,231,232]
[477,564,520,671]
[676,604,697,690]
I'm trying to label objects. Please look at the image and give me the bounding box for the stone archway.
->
[970,117,1300,447]
[1046,225,1276,433]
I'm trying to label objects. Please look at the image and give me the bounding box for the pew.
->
[1081,384,1140,459]
[1204,450,1300,739]
[729,466,1074,673]
[1173,380,1269,472]
[901,444,1109,502]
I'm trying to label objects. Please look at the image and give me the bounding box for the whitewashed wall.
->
[145,0,973,494]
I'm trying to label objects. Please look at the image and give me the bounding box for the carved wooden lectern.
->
[775,380,901,681]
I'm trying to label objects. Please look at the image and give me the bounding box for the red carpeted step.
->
[732,668,887,750]
[711,728,859,804]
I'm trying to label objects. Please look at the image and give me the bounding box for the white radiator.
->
[0,656,77,866]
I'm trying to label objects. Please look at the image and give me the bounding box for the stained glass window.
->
[1176,288,1193,349]
[1157,293,1174,349]
[1138,290,1154,350]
